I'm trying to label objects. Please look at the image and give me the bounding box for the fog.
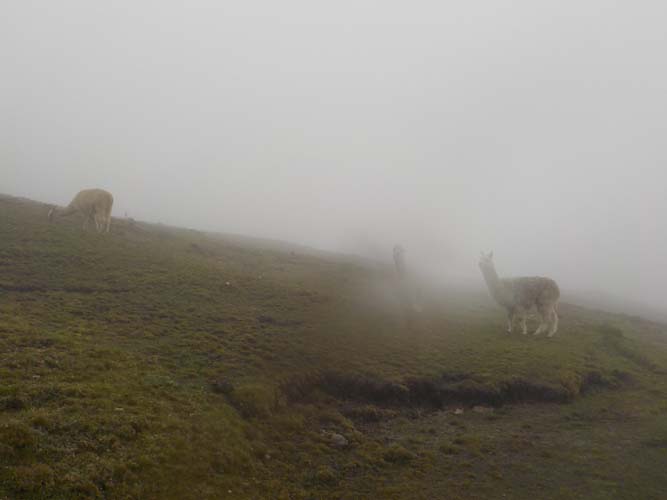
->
[2,2,666,316]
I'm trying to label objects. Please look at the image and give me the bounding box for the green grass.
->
[1,193,667,499]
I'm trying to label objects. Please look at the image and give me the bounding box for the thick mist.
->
[2,2,666,315]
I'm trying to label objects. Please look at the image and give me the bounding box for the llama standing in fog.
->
[478,252,560,336]
[393,245,408,279]
[393,245,422,314]
[48,189,114,233]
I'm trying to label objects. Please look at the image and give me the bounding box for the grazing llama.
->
[478,252,560,336]
[393,245,422,314]
[48,189,114,233]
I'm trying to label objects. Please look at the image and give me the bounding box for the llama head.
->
[478,251,494,271]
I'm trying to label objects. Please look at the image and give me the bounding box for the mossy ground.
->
[1,194,666,499]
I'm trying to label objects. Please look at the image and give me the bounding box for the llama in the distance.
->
[48,189,114,233]
[478,252,560,336]
[393,245,422,314]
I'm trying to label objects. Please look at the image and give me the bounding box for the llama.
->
[393,245,422,314]
[48,189,114,233]
[393,245,407,279]
[478,252,560,336]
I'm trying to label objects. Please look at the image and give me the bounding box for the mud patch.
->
[0,283,130,294]
[643,437,667,449]
[597,324,658,371]
[257,314,303,327]
[284,368,625,410]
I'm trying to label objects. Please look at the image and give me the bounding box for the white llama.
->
[393,244,422,314]
[478,252,560,336]
[48,189,114,233]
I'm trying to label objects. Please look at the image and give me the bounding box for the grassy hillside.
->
[1,193,666,499]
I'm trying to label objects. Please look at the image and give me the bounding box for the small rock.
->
[225,281,231,286]
[453,408,464,415]
[330,433,348,448]
[114,407,124,412]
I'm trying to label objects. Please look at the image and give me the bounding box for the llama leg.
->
[105,214,111,233]
[534,305,549,335]
[507,312,513,333]
[548,309,559,337]
[82,214,90,231]
[96,213,106,233]
[520,313,527,335]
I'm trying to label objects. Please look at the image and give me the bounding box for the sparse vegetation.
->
[1,193,667,498]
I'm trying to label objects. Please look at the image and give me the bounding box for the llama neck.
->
[53,205,78,218]
[481,266,509,307]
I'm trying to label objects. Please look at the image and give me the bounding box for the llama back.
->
[502,277,560,309]
[72,189,113,214]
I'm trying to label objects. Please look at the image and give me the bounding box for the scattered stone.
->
[225,281,231,286]
[330,433,348,448]
[114,407,124,412]
[454,408,464,415]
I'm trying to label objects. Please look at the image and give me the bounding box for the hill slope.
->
[1,193,666,499]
